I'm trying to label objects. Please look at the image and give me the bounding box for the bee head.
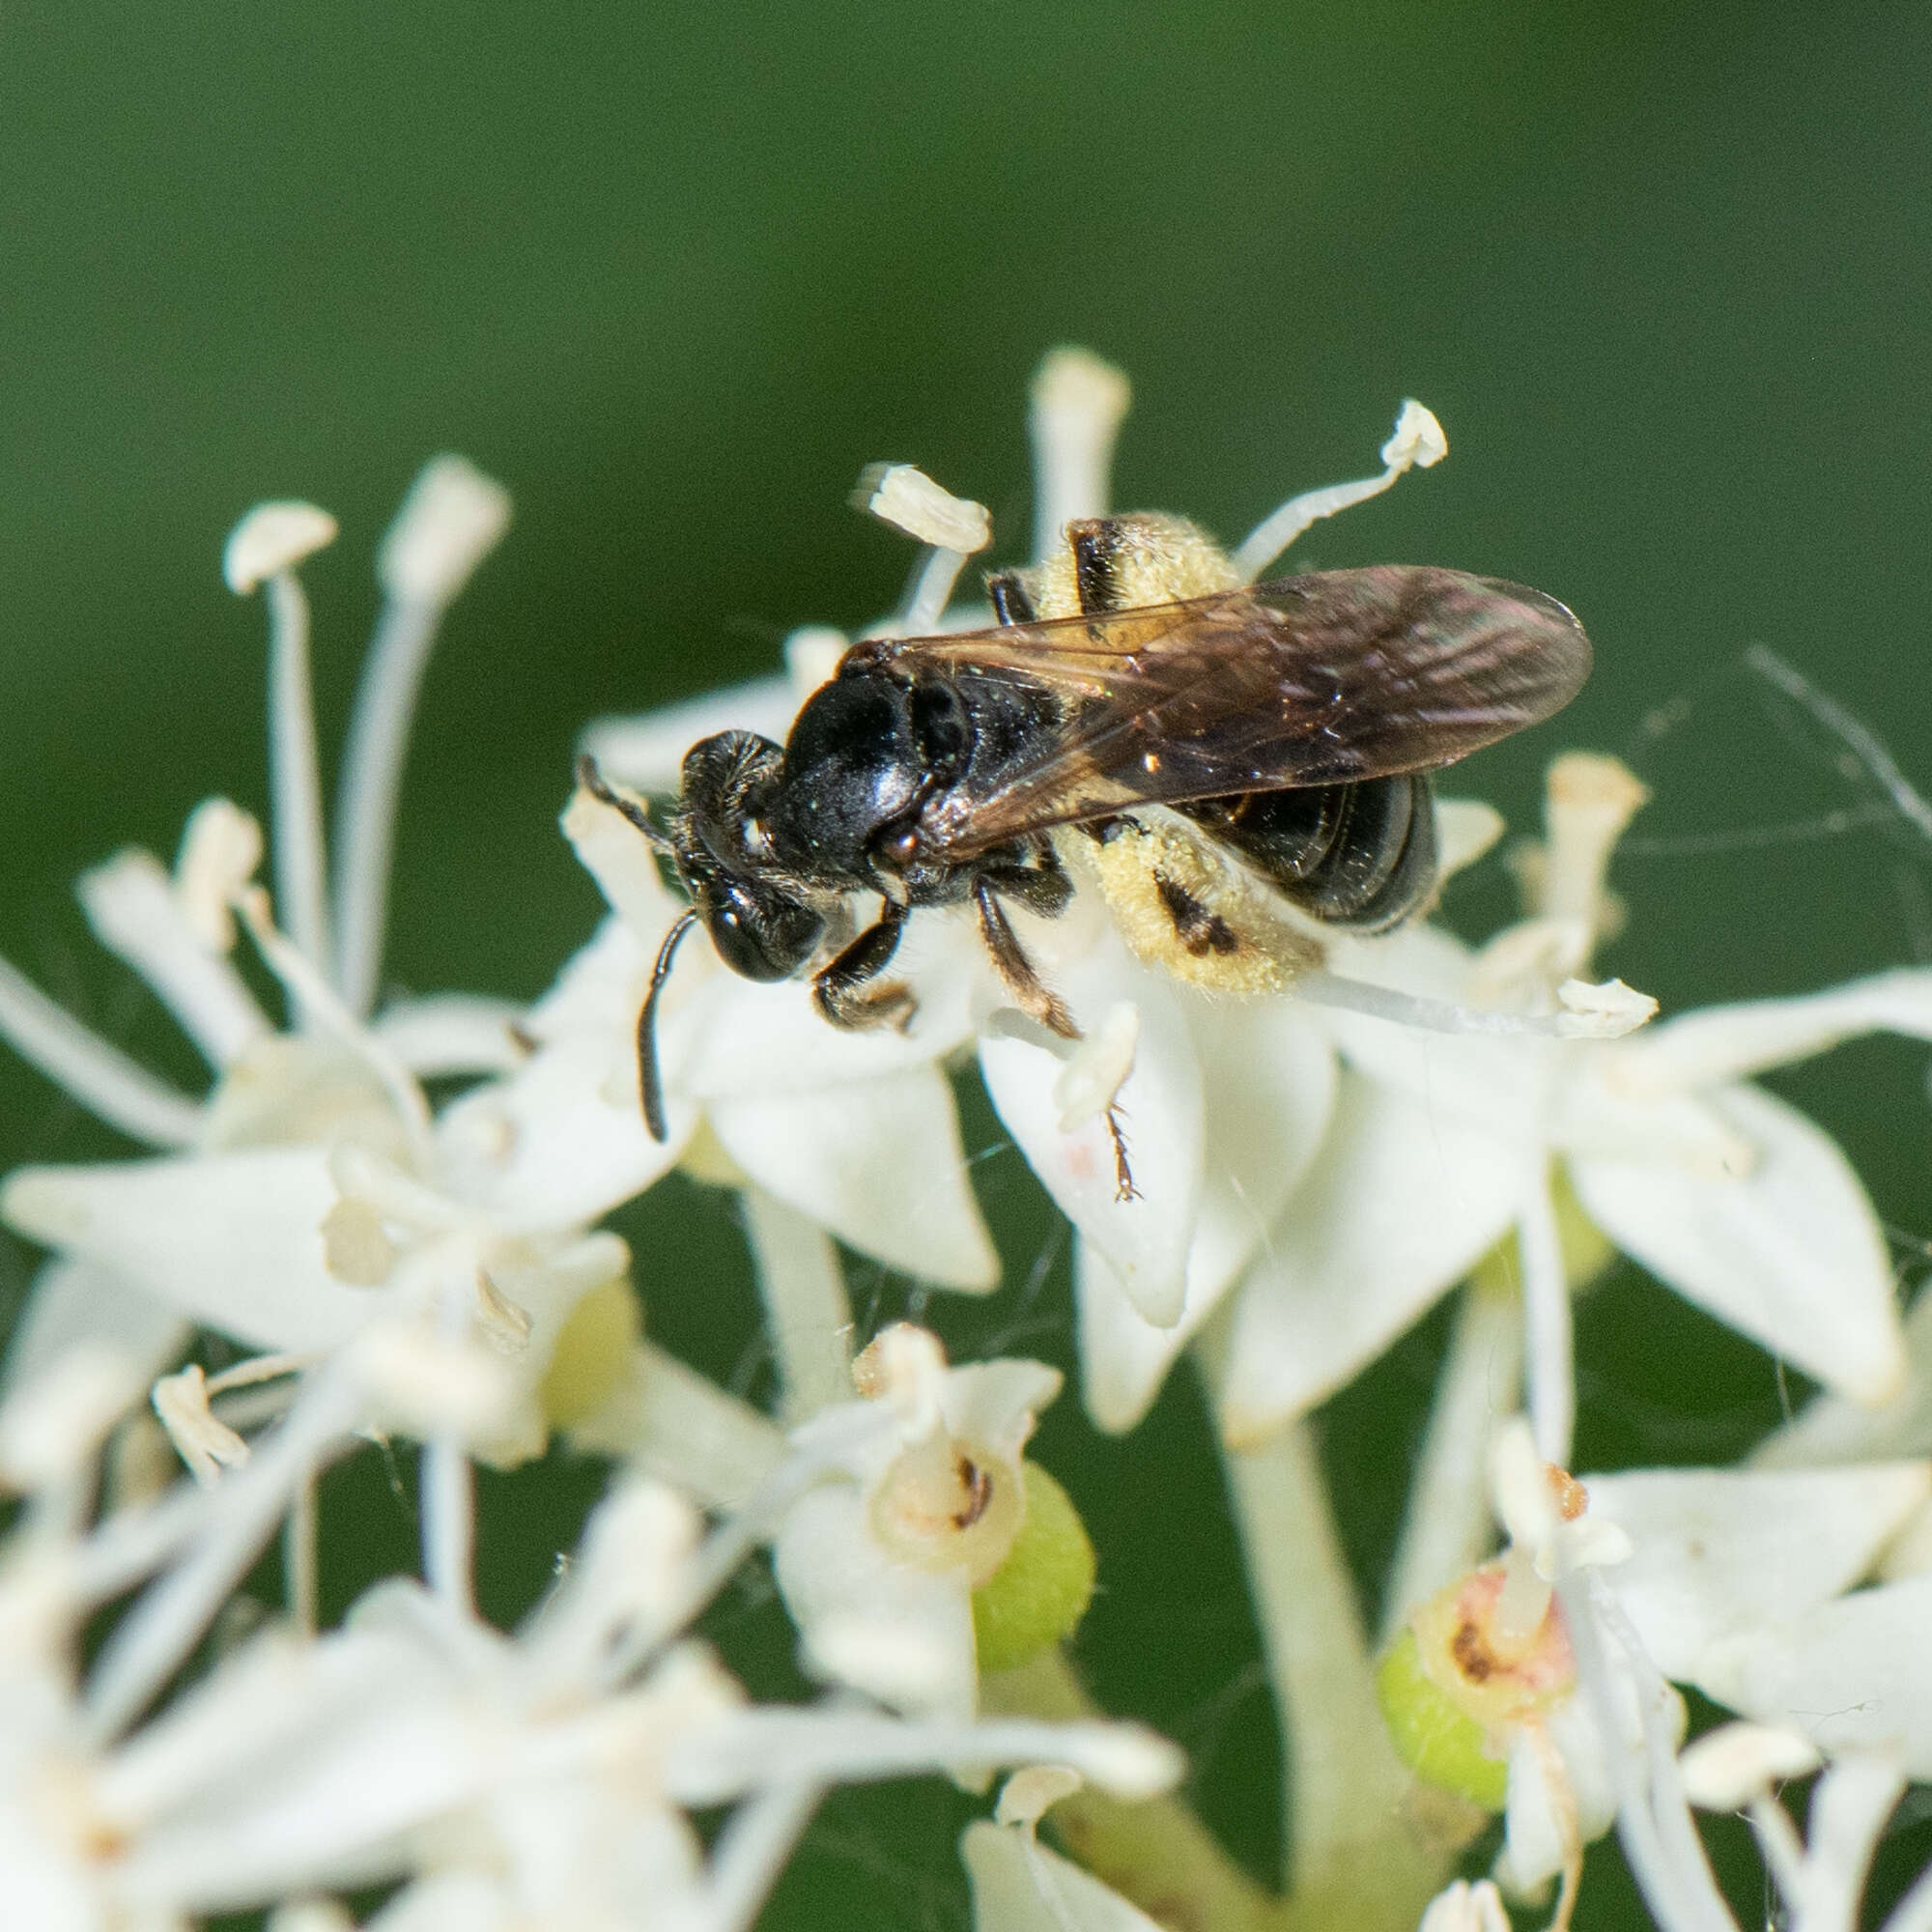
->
[672,730,824,981]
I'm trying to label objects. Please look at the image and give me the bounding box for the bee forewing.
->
[859,566,1590,856]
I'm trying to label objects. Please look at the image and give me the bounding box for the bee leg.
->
[1066,520,1124,614]
[1104,1107,1140,1204]
[986,571,1037,625]
[974,877,1077,1039]
[812,901,917,1032]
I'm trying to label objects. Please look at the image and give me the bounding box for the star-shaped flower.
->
[771,1322,1064,1722]
[1217,750,1932,1461]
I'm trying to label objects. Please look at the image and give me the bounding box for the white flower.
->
[960,1769,1169,1931]
[0,466,614,1481]
[0,1343,1177,1932]
[772,1323,1061,1720]
[1220,751,1928,1461]
[436,765,998,1290]
[575,347,1522,1435]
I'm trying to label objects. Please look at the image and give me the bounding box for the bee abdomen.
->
[1179,775,1438,933]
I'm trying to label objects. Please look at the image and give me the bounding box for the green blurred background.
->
[3,3,1931,1926]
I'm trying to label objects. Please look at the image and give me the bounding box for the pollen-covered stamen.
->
[224,501,339,1004]
[335,456,512,1019]
[1233,398,1447,583]
[1029,347,1132,561]
[1296,968,1657,1042]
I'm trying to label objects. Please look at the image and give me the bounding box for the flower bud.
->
[972,1462,1096,1671]
[1378,1561,1578,1812]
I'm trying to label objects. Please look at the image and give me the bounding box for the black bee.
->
[586,511,1591,1149]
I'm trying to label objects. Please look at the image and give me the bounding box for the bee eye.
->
[884,827,922,865]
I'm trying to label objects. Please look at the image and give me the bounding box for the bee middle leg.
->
[812,902,917,1031]
[972,845,1077,1040]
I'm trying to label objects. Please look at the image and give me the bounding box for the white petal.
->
[980,954,1203,1327]
[1585,1463,1932,1679]
[1571,1081,1906,1406]
[1755,1284,1932,1469]
[1795,1754,1906,1932]
[373,994,527,1075]
[774,1486,978,1720]
[435,1025,687,1231]
[940,1358,1064,1464]
[961,1819,1168,1931]
[1598,969,1932,1099]
[1418,1879,1511,1932]
[566,1342,784,1508]
[681,932,975,1097]
[1678,1720,1823,1808]
[579,674,798,795]
[1693,1575,1932,1773]
[363,1873,516,1932]
[710,1066,997,1291]
[2,1256,185,1395]
[1435,800,1507,881]
[1074,1245,1201,1435]
[1186,996,1338,1309]
[524,913,658,1041]
[1497,1730,1571,1893]
[1,1149,384,1354]
[1218,1071,1520,1445]
[1064,999,1337,1433]
[1496,1691,1621,1894]
[560,781,688,943]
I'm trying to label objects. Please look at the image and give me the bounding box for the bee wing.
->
[856,566,1591,857]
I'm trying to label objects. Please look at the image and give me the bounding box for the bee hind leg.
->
[812,902,917,1032]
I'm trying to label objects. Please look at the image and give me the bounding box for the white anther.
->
[1555,978,1660,1038]
[1679,1721,1823,1810]
[152,1364,252,1486]
[175,799,265,952]
[1381,399,1448,471]
[376,454,512,607]
[223,501,338,594]
[858,465,993,554]
[995,1764,1084,1827]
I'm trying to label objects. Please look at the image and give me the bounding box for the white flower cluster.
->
[1,351,1931,1932]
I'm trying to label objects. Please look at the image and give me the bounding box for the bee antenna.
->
[577,753,674,853]
[638,908,699,1142]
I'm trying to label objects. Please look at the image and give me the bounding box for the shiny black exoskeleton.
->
[582,662,1078,1140]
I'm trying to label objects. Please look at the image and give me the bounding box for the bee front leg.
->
[812,901,917,1032]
